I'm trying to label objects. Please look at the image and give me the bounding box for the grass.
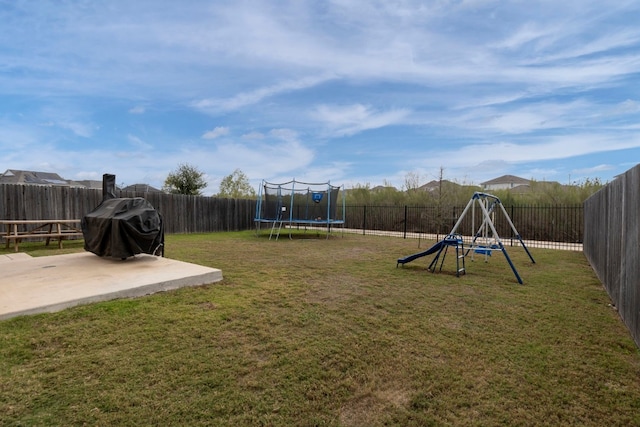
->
[1,231,639,426]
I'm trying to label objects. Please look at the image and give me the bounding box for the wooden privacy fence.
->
[0,184,256,234]
[121,190,256,233]
[583,164,640,349]
[1,184,103,222]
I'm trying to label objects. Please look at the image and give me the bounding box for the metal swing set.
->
[435,192,535,284]
[399,192,535,284]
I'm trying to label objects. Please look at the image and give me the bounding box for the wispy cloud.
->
[127,134,153,150]
[242,131,265,140]
[312,104,411,136]
[202,126,230,139]
[450,99,596,134]
[572,164,615,176]
[192,74,337,113]
[419,133,640,170]
[193,128,316,186]
[58,121,95,138]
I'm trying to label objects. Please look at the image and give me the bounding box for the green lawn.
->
[1,231,639,426]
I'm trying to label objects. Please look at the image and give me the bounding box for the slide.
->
[397,240,446,267]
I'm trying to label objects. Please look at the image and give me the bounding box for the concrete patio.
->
[0,252,223,320]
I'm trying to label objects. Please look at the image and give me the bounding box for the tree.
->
[163,163,207,196]
[218,169,256,198]
[403,171,422,193]
[345,183,372,205]
[371,180,405,205]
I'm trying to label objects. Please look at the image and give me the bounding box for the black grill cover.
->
[82,197,164,259]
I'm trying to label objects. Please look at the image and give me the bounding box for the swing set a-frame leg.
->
[498,242,523,284]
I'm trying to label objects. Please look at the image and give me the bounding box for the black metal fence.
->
[344,204,583,249]
[584,163,640,349]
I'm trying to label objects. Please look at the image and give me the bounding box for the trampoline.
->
[254,179,345,239]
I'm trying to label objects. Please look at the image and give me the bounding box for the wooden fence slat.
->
[0,184,257,234]
[584,163,640,349]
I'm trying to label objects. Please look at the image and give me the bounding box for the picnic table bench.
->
[1,219,83,252]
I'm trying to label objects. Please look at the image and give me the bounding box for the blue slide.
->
[397,240,446,267]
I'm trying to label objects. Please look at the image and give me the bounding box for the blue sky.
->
[1,0,639,195]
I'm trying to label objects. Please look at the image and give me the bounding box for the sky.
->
[1,0,640,195]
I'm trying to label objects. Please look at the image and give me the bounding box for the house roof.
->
[480,174,531,186]
[371,185,398,191]
[121,183,162,193]
[0,169,70,186]
[70,180,103,189]
[509,184,532,193]
[417,179,457,191]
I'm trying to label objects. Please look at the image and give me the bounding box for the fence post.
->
[511,205,515,246]
[362,206,366,235]
[403,205,408,239]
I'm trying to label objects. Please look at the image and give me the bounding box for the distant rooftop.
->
[121,183,162,193]
[480,175,531,186]
[1,170,120,190]
[70,179,103,189]
[0,169,70,186]
[418,179,458,192]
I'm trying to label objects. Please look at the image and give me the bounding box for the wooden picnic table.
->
[1,219,83,252]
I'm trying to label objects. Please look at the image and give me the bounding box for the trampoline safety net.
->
[255,179,345,225]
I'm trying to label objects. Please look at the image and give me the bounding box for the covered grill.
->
[82,174,164,259]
